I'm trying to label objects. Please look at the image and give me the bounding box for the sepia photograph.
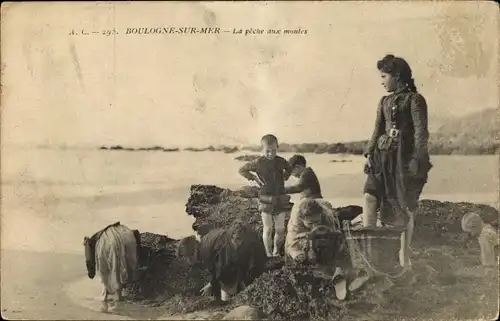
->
[1,1,498,320]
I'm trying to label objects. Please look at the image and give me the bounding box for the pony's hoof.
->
[108,300,123,313]
[100,302,109,313]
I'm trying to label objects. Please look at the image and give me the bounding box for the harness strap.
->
[91,221,121,243]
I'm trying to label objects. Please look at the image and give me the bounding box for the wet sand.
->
[1,183,195,319]
[1,250,132,320]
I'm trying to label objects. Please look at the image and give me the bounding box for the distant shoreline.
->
[97,138,500,156]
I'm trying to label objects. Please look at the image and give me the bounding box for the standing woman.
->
[362,54,432,268]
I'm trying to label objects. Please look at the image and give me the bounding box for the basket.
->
[344,225,404,277]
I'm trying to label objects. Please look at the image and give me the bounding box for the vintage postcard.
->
[1,1,498,320]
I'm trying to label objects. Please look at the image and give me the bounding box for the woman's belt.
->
[377,132,399,151]
[388,128,400,138]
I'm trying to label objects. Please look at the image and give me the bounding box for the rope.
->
[345,223,409,279]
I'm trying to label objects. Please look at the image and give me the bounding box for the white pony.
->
[84,222,139,312]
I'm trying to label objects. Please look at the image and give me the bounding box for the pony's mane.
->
[89,221,121,244]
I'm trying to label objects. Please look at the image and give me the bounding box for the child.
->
[461,212,498,267]
[284,198,348,300]
[238,134,293,257]
[286,154,323,199]
[285,198,339,263]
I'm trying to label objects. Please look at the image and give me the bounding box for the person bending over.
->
[178,222,266,302]
[285,154,323,199]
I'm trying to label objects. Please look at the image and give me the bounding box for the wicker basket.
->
[344,225,404,277]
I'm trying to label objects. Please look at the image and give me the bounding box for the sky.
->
[1,1,498,148]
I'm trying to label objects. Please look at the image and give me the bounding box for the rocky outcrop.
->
[185,185,364,238]
[222,147,239,154]
[185,185,266,239]
[234,265,345,320]
[123,232,210,301]
[100,146,180,152]
[123,184,498,320]
[234,155,260,162]
[414,199,498,244]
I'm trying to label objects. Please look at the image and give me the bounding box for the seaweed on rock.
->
[123,232,210,301]
[234,265,346,321]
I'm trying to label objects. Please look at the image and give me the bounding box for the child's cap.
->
[461,212,483,232]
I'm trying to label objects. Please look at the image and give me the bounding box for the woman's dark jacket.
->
[364,87,432,212]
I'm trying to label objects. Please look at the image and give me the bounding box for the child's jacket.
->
[238,156,292,196]
[285,198,339,261]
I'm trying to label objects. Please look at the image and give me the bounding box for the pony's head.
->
[83,236,96,279]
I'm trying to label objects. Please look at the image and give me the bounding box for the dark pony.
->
[377,54,417,92]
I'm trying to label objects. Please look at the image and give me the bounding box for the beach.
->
[1,147,498,319]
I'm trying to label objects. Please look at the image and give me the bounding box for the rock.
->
[223,305,263,320]
[120,184,498,320]
[234,265,345,320]
[234,155,260,162]
[314,145,328,154]
[184,147,208,152]
[414,199,498,244]
[185,185,365,254]
[123,232,211,302]
[327,143,348,154]
[232,186,260,199]
[186,185,262,235]
[185,185,229,218]
[222,147,239,154]
[99,146,179,152]
[241,145,261,152]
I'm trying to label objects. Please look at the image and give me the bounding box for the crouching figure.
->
[178,221,267,303]
[285,198,349,300]
[83,222,140,312]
